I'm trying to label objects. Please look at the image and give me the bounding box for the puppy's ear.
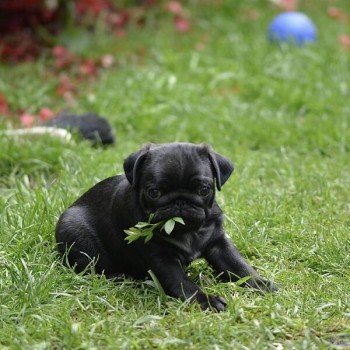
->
[124,144,151,188]
[207,149,234,191]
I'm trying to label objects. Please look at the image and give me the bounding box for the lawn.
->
[1,0,350,349]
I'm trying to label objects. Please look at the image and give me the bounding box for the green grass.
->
[1,0,350,348]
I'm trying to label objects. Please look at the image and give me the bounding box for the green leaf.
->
[124,228,140,236]
[148,213,155,223]
[124,228,145,244]
[124,215,185,243]
[144,232,154,243]
[172,217,185,225]
[163,219,175,234]
[124,229,135,235]
[125,235,137,244]
[135,222,152,229]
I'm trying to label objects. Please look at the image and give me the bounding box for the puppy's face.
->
[124,143,234,227]
[140,148,215,224]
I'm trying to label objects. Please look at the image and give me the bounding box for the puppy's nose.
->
[175,199,186,208]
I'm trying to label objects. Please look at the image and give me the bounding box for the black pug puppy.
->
[56,143,277,311]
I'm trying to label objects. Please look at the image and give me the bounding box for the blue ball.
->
[268,12,317,45]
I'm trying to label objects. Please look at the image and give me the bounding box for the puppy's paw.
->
[247,277,278,293]
[198,294,227,312]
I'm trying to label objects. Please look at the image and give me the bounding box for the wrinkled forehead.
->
[142,146,213,185]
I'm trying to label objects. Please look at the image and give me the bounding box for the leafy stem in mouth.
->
[124,214,185,244]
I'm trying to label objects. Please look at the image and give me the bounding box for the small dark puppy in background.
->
[56,143,277,311]
[45,112,115,145]
[2,113,115,146]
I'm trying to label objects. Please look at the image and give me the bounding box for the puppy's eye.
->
[148,188,161,199]
[198,186,211,197]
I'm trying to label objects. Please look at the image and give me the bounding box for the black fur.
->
[56,143,277,311]
[45,113,115,145]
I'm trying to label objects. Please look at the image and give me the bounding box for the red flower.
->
[283,0,297,11]
[174,15,191,33]
[39,107,54,122]
[107,12,129,29]
[79,59,98,77]
[100,54,115,68]
[270,0,297,11]
[338,34,350,49]
[328,7,348,22]
[20,113,36,127]
[56,75,76,96]
[52,45,76,69]
[165,1,183,15]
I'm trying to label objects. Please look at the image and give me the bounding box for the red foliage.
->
[271,0,298,11]
[0,0,60,62]
[282,0,297,11]
[0,0,193,62]
[100,54,115,68]
[39,107,54,122]
[0,93,10,116]
[50,46,115,104]
[52,46,77,69]
[75,0,113,16]
[19,113,36,127]
[0,0,194,125]
[165,1,183,15]
[328,7,349,23]
[164,1,192,33]
[79,59,98,77]
[0,0,43,11]
[174,15,191,33]
[56,75,77,97]
[0,0,130,62]
[338,34,350,50]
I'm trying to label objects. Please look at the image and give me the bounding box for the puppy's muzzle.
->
[154,195,207,225]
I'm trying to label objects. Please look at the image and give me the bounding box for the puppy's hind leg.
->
[55,206,114,275]
[204,235,278,293]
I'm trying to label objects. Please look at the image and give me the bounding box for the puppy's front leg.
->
[204,235,277,292]
[149,255,227,311]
